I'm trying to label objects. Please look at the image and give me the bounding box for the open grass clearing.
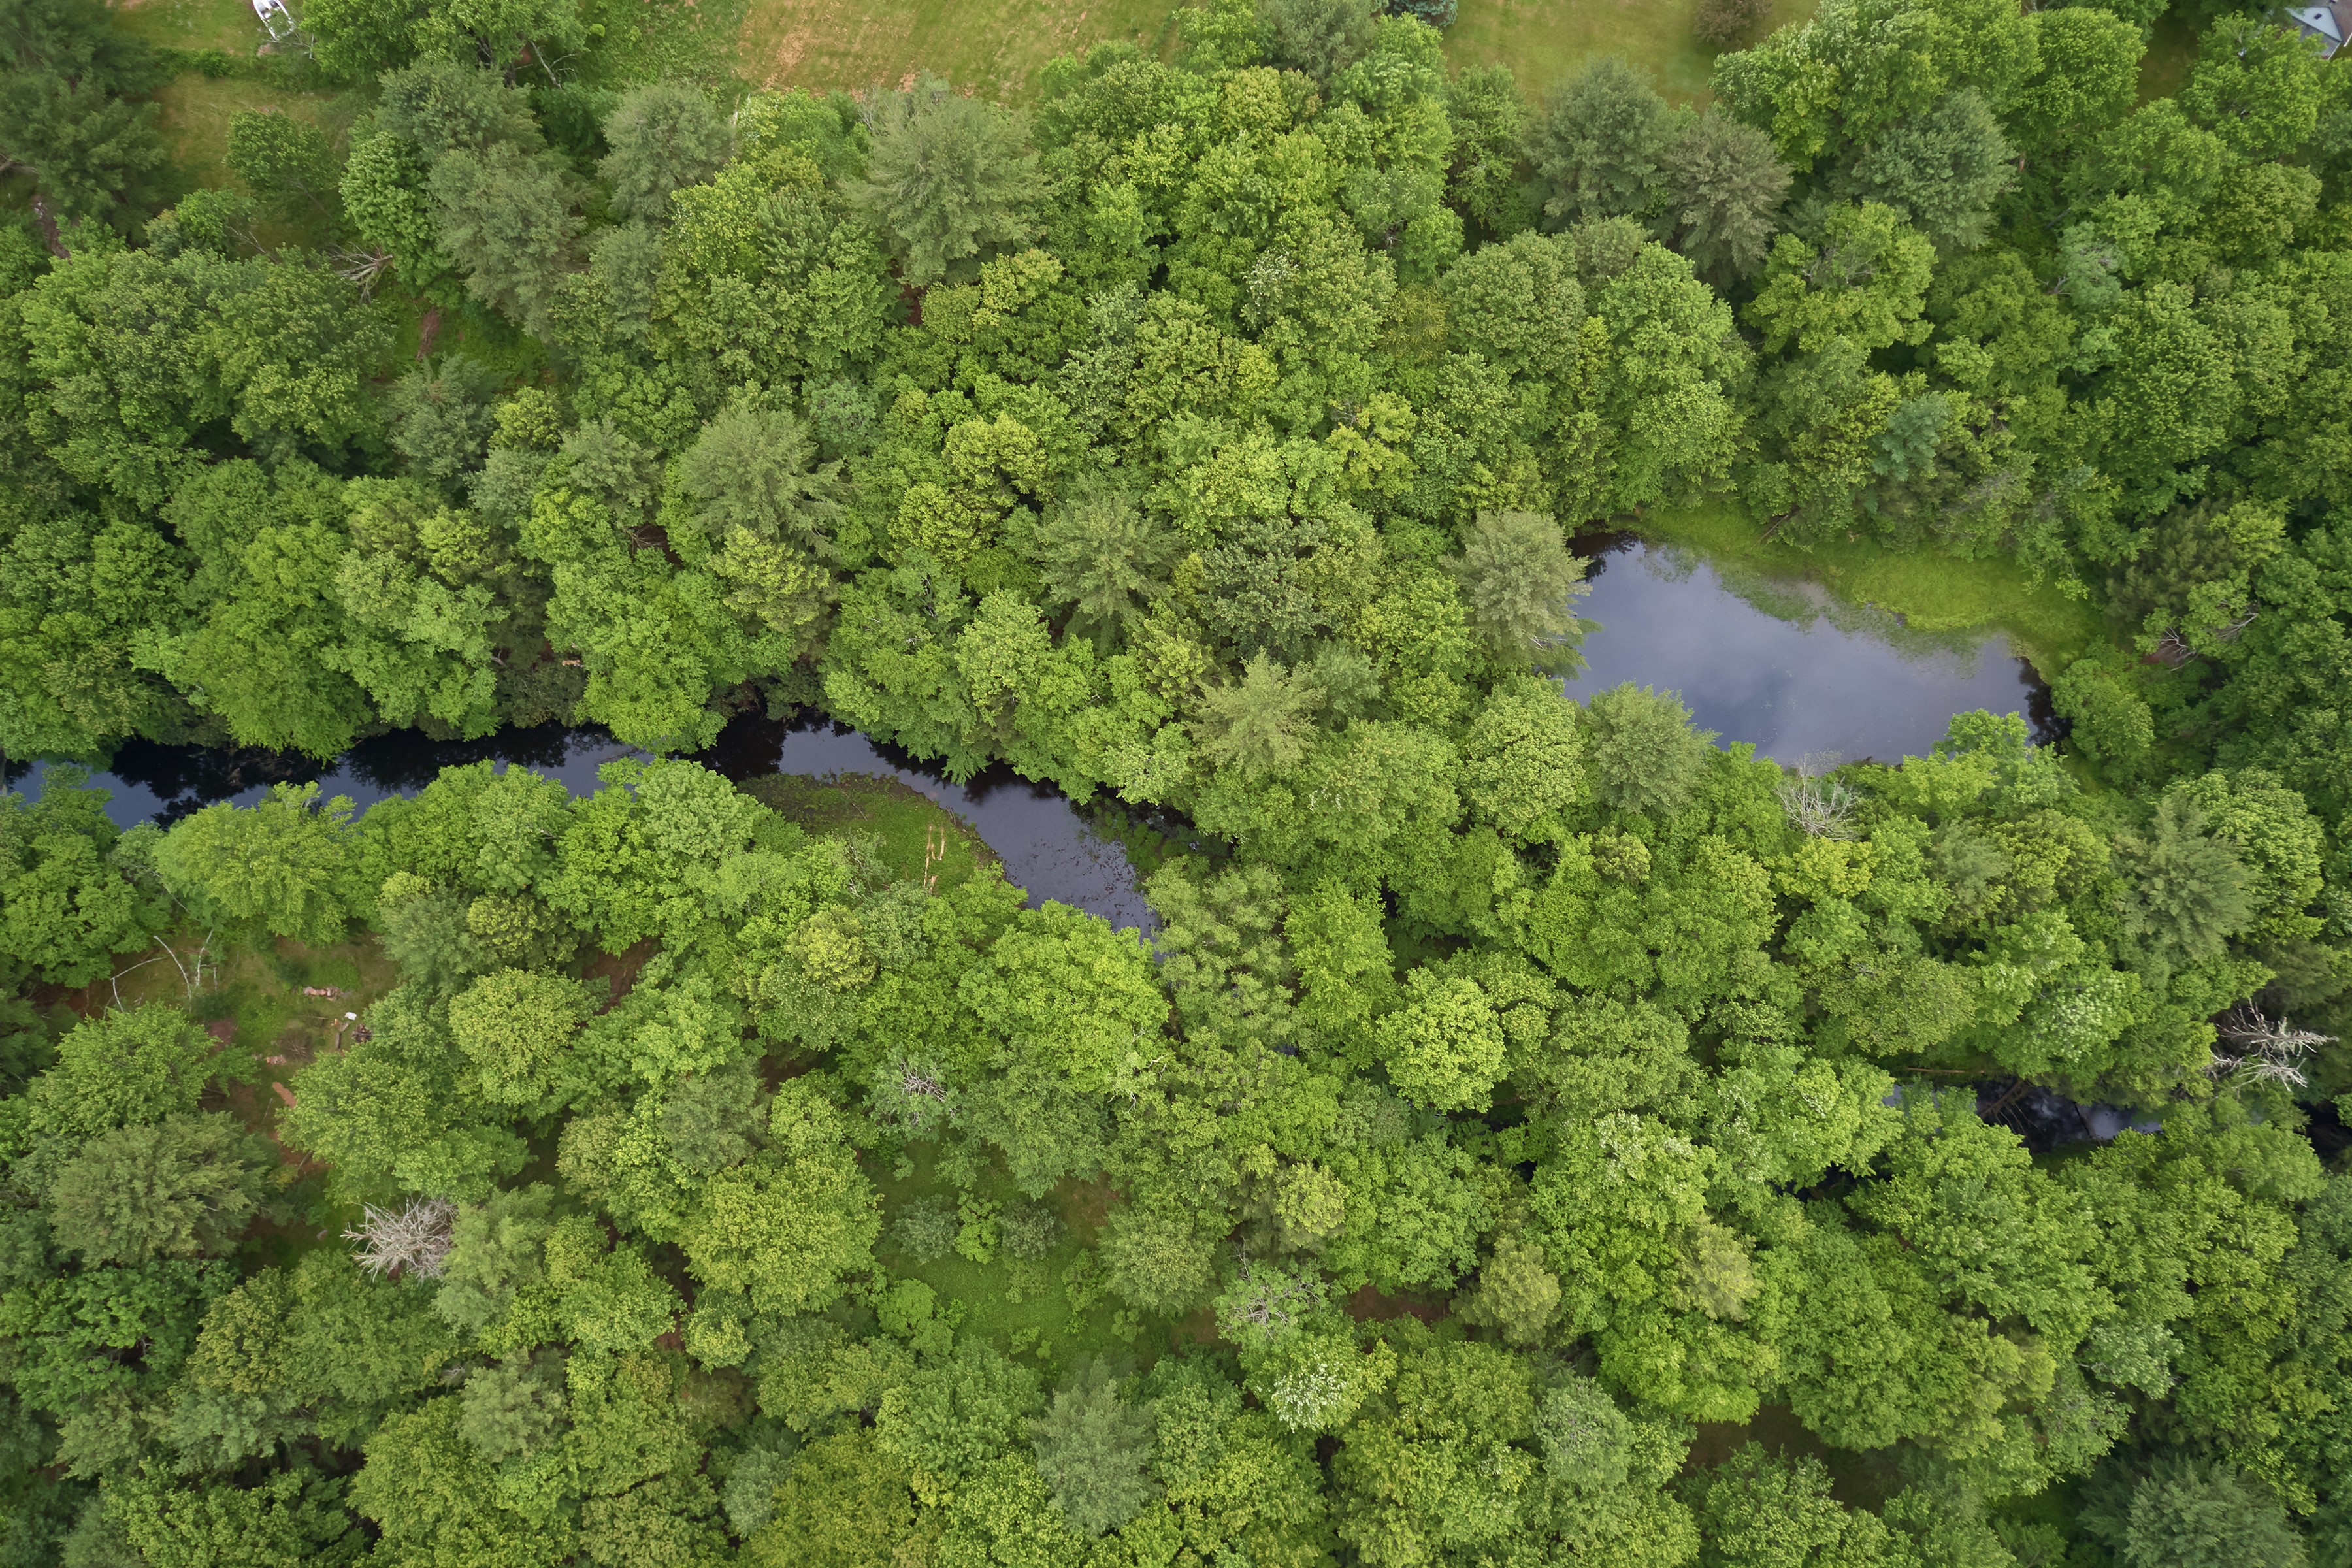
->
[109,0,272,54]
[150,71,353,190]
[734,0,1179,99]
[1444,0,1817,105]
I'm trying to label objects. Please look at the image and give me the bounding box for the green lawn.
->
[728,0,1808,103]
[740,772,1000,892]
[734,0,1181,101]
[109,0,271,54]
[1635,502,2108,680]
[1445,0,1817,105]
[151,73,351,189]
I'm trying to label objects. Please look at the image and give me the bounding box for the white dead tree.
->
[1778,751,1860,840]
[2212,1003,2335,1088]
[345,1196,459,1279]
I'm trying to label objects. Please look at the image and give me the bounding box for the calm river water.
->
[10,536,2056,932]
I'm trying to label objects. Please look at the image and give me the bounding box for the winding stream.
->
[10,536,2056,936]
[9,715,1167,934]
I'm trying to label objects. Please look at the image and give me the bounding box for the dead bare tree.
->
[2212,1002,2335,1088]
[1777,751,1859,840]
[345,1196,459,1279]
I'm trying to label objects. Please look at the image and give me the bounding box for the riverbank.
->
[1635,503,2108,682]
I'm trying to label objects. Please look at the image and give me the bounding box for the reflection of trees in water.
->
[104,723,605,825]
[1564,531,2068,747]
[101,737,328,825]
[341,724,582,791]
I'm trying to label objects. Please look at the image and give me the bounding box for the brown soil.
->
[1347,1284,1447,1324]
[582,938,659,1011]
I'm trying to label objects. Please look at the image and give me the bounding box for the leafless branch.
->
[1777,751,1859,840]
[345,1196,459,1279]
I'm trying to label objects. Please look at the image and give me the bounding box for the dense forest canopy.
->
[1,0,2351,1561]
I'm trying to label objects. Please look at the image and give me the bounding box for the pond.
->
[1563,534,2060,764]
[8,534,2059,931]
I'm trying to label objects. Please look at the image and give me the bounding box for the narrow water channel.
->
[9,534,2061,935]
[9,716,1166,934]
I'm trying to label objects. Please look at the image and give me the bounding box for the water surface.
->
[10,536,2059,929]
[1565,536,2058,764]
[12,716,1163,934]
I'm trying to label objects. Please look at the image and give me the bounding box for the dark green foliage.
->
[1842,90,2014,251]
[0,0,168,227]
[46,1113,270,1264]
[2115,794,2253,973]
[599,81,730,223]
[894,1194,962,1261]
[1257,0,1379,78]
[1032,1358,1156,1535]
[1527,57,1680,225]
[848,74,1044,287]
[387,357,500,495]
[1658,108,1789,285]
[1033,476,1174,648]
[2080,1455,2308,1568]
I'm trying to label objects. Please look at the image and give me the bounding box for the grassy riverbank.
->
[1635,502,2108,679]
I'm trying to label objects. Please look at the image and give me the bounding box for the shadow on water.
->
[9,714,1173,934]
[1567,532,2064,764]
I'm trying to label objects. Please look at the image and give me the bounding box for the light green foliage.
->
[22,1004,213,1139]
[875,1339,1041,1479]
[1695,1444,1908,1567]
[960,902,1162,1090]
[744,1427,916,1568]
[1747,202,1936,357]
[680,1080,880,1316]
[1101,1204,1220,1315]
[1377,969,1507,1112]
[103,1467,361,1568]
[1194,652,1323,779]
[448,968,600,1113]
[1581,682,1716,818]
[155,783,356,944]
[0,11,2348,1565]
[1454,1234,1561,1345]
[1448,510,1590,671]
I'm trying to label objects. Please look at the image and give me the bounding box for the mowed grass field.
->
[120,0,1816,186]
[736,0,1811,104]
[1446,0,1816,104]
